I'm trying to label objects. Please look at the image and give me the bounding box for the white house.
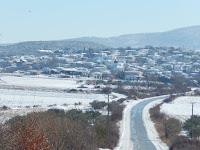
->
[125,71,143,80]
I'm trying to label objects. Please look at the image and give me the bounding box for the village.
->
[0,46,200,87]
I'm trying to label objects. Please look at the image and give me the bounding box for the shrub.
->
[163,118,181,139]
[95,124,107,143]
[6,111,98,150]
[150,104,165,121]
[110,101,124,121]
[170,136,200,150]
[183,115,200,139]
[2,105,9,110]
[117,98,126,103]
[69,89,77,92]
[48,109,65,117]
[0,123,11,150]
[102,122,119,149]
[2,102,124,150]
[90,100,108,110]
[11,117,53,150]
[102,87,112,94]
[163,95,177,103]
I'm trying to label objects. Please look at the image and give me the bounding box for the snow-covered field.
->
[161,96,200,122]
[0,74,127,123]
[0,89,109,108]
[0,75,93,90]
[0,74,127,110]
[0,89,126,122]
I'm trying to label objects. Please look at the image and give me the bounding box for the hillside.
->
[1,25,200,55]
[0,41,110,55]
[69,25,200,49]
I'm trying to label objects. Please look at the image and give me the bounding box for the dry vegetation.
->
[0,101,124,150]
[150,96,200,150]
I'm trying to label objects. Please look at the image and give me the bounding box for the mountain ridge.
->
[0,40,110,55]
[67,25,200,49]
[1,25,200,55]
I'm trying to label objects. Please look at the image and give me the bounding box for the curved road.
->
[130,96,168,150]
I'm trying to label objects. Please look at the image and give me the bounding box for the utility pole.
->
[107,94,110,134]
[191,102,196,140]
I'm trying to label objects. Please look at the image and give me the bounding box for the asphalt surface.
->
[130,96,168,150]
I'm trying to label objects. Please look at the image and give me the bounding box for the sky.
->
[1,0,200,43]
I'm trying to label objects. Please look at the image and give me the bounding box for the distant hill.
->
[0,43,14,46]
[0,41,110,55]
[1,25,200,55]
[68,25,200,49]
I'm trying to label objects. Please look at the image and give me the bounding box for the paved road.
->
[130,96,168,150]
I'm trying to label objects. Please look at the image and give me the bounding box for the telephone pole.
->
[191,102,196,140]
[107,94,110,133]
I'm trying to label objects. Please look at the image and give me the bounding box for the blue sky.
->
[1,0,200,43]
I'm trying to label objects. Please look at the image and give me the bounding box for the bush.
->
[69,89,77,92]
[90,100,108,110]
[110,101,124,121]
[150,104,165,121]
[11,117,52,150]
[102,87,112,94]
[163,95,177,103]
[2,102,125,150]
[170,136,200,150]
[95,124,107,143]
[6,111,98,150]
[117,98,126,103]
[163,118,181,139]
[103,122,119,149]
[48,109,66,117]
[2,105,9,110]
[183,115,200,139]
[0,123,11,150]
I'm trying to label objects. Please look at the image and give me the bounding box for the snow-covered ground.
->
[114,100,140,150]
[161,96,200,122]
[0,74,160,91]
[0,74,170,150]
[0,74,127,123]
[0,89,126,122]
[0,89,107,108]
[0,75,93,90]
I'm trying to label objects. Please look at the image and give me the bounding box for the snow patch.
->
[161,96,200,122]
[114,100,139,150]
